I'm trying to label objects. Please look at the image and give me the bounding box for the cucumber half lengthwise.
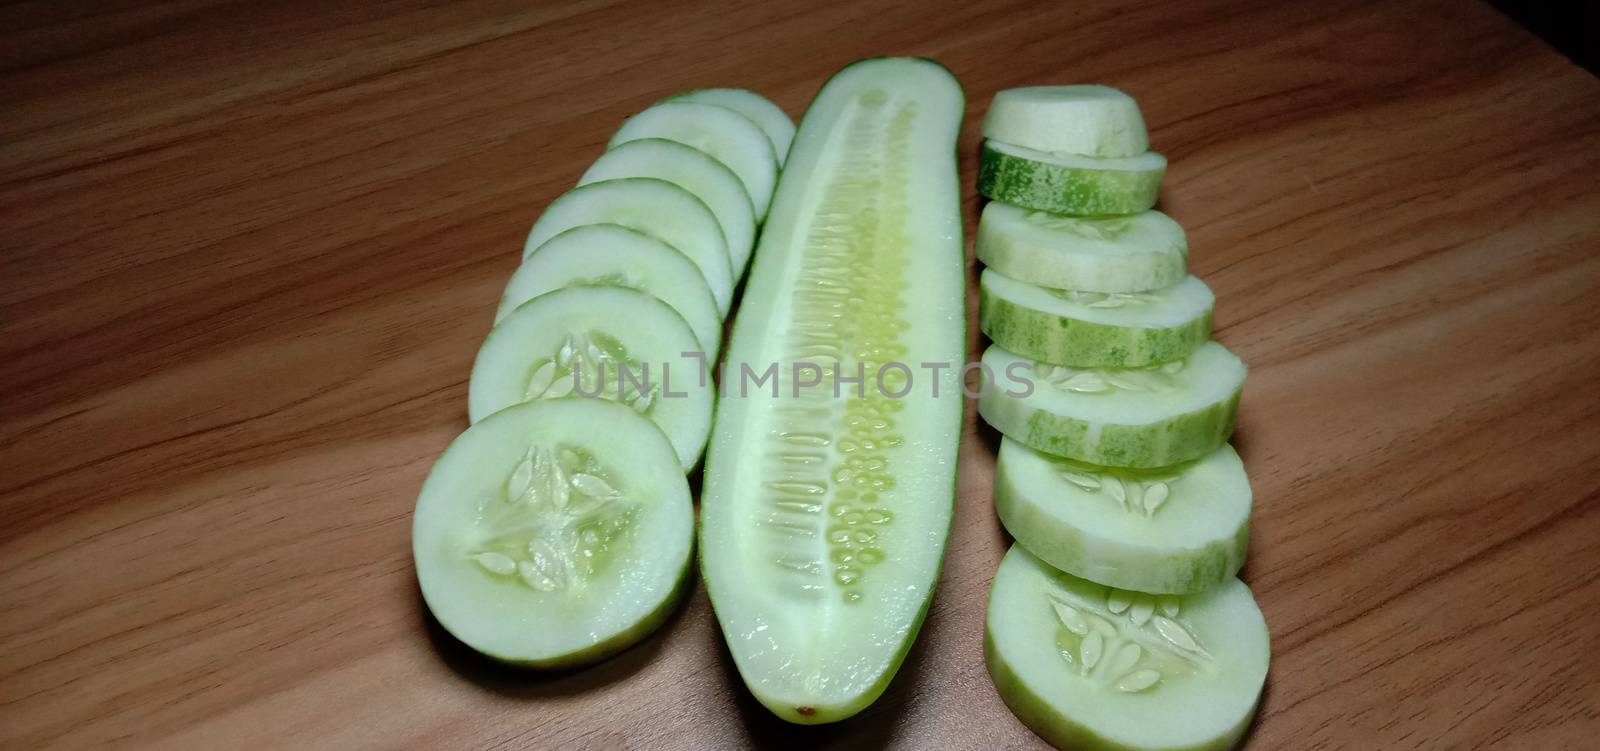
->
[986,545,1269,751]
[700,58,966,724]
[413,398,694,668]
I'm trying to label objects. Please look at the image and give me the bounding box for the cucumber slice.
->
[978,342,1243,469]
[609,100,779,220]
[469,286,712,470]
[979,271,1212,368]
[500,224,723,363]
[982,85,1148,158]
[578,138,757,279]
[986,545,1268,751]
[978,140,1165,216]
[670,88,796,166]
[700,58,966,724]
[996,438,1250,594]
[975,202,1187,293]
[413,398,693,667]
[522,178,734,314]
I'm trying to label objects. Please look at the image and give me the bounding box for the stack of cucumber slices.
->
[414,89,793,667]
[974,86,1270,750]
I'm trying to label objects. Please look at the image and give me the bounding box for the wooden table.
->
[4,0,1597,748]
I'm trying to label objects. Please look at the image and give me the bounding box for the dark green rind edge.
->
[977,386,1241,469]
[977,142,1163,216]
[979,284,1212,368]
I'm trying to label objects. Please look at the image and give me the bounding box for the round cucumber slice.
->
[413,398,693,668]
[996,438,1250,594]
[469,286,712,470]
[522,178,733,315]
[976,202,1188,293]
[978,342,1243,468]
[578,138,757,279]
[670,88,796,166]
[609,100,779,220]
[982,85,1148,158]
[986,545,1268,751]
[978,140,1165,216]
[979,271,1212,368]
[500,224,723,363]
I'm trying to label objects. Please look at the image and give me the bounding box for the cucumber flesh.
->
[470,286,713,470]
[522,178,734,314]
[579,139,757,279]
[982,85,1148,158]
[609,100,779,220]
[979,140,1165,216]
[502,224,723,362]
[700,58,966,724]
[976,202,1187,293]
[413,398,693,667]
[986,545,1268,751]
[996,438,1249,594]
[979,271,1212,368]
[978,342,1243,468]
[671,88,796,167]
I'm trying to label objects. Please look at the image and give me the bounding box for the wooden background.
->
[3,0,1597,748]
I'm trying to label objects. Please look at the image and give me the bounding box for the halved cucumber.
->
[609,100,779,220]
[976,202,1187,293]
[500,224,723,362]
[700,58,966,724]
[982,85,1148,158]
[996,438,1250,594]
[978,342,1243,468]
[986,545,1268,751]
[469,286,712,470]
[979,271,1212,368]
[670,88,796,166]
[978,140,1165,216]
[413,398,693,667]
[578,138,757,279]
[522,178,733,314]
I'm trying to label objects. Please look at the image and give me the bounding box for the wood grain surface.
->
[3,0,1598,748]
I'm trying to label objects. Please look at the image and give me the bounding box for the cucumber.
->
[978,140,1165,216]
[578,138,757,279]
[412,398,693,667]
[986,545,1268,751]
[975,202,1187,293]
[522,178,734,314]
[469,286,713,470]
[996,438,1250,594]
[609,100,779,220]
[979,271,1212,368]
[670,88,796,166]
[982,85,1148,158]
[700,58,965,724]
[500,224,723,362]
[978,342,1243,469]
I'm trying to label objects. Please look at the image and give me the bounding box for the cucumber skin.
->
[994,453,1247,594]
[978,142,1163,216]
[985,630,1257,751]
[979,384,1240,469]
[979,285,1211,368]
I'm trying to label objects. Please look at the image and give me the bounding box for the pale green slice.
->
[976,202,1188,293]
[982,85,1148,157]
[501,224,722,362]
[986,545,1268,751]
[609,100,779,220]
[996,438,1250,594]
[470,286,712,470]
[578,138,757,279]
[413,398,693,668]
[979,271,1212,368]
[978,140,1165,216]
[670,88,796,166]
[978,342,1243,468]
[700,58,966,724]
